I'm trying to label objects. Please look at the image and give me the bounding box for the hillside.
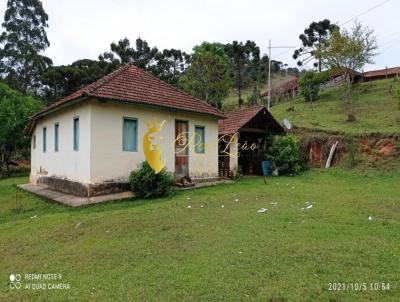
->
[270,79,400,135]
[223,73,296,111]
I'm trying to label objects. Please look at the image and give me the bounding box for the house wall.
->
[229,135,239,172]
[30,102,92,184]
[89,99,219,183]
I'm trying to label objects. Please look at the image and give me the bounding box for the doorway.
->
[175,120,189,178]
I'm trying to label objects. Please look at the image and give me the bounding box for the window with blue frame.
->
[73,117,79,151]
[123,118,138,152]
[194,126,205,153]
[43,127,47,153]
[54,123,59,152]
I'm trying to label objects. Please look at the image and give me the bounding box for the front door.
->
[175,120,189,178]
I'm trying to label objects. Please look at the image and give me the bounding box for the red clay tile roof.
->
[218,105,283,134]
[32,64,225,119]
[363,67,400,78]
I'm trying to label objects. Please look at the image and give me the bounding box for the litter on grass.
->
[306,204,313,209]
[257,208,268,213]
[234,199,239,202]
[187,205,192,209]
[368,216,373,221]
[221,204,225,208]
[30,215,37,219]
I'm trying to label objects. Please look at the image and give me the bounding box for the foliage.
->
[225,40,260,107]
[265,135,306,175]
[247,85,260,106]
[151,48,190,86]
[396,88,400,111]
[0,0,52,95]
[99,37,158,69]
[343,134,359,167]
[271,79,400,135]
[42,59,116,101]
[316,22,378,122]
[129,161,175,199]
[179,42,231,109]
[298,71,328,101]
[293,19,339,71]
[0,82,42,175]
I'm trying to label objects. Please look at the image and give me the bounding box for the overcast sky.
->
[0,0,399,71]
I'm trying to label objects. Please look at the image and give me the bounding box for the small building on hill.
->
[28,65,225,197]
[218,106,284,176]
[363,67,400,82]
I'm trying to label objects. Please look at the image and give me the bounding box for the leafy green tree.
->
[179,42,231,109]
[316,22,377,122]
[225,41,260,107]
[0,0,52,94]
[0,82,42,175]
[298,71,328,102]
[293,19,339,72]
[265,135,306,175]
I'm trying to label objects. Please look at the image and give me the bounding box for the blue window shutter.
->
[73,117,79,151]
[123,118,137,152]
[43,127,47,153]
[55,123,59,152]
[195,126,205,153]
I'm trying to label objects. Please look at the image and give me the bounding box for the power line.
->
[340,0,391,26]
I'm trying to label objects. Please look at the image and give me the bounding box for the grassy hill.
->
[223,73,296,111]
[270,78,400,135]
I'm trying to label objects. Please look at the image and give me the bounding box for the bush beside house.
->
[129,161,175,199]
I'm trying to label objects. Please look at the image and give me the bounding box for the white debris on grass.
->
[306,204,313,209]
[368,216,373,221]
[270,201,278,207]
[30,215,37,219]
[200,205,204,208]
[257,208,268,213]
[75,222,82,229]
[221,204,225,208]
[234,198,239,202]
[187,205,192,209]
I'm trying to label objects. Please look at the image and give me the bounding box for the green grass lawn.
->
[271,79,400,135]
[1,170,399,301]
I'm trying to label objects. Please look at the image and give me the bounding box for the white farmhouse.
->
[28,65,225,197]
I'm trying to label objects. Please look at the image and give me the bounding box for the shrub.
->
[129,161,175,198]
[396,88,400,111]
[299,71,328,102]
[265,135,307,175]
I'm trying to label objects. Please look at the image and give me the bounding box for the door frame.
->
[174,119,189,178]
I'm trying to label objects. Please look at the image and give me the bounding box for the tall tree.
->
[316,22,377,121]
[152,49,190,86]
[293,19,339,72]
[225,41,260,107]
[99,37,158,70]
[179,42,231,109]
[0,0,52,94]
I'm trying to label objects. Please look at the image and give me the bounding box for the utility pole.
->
[266,41,297,111]
[268,40,271,110]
